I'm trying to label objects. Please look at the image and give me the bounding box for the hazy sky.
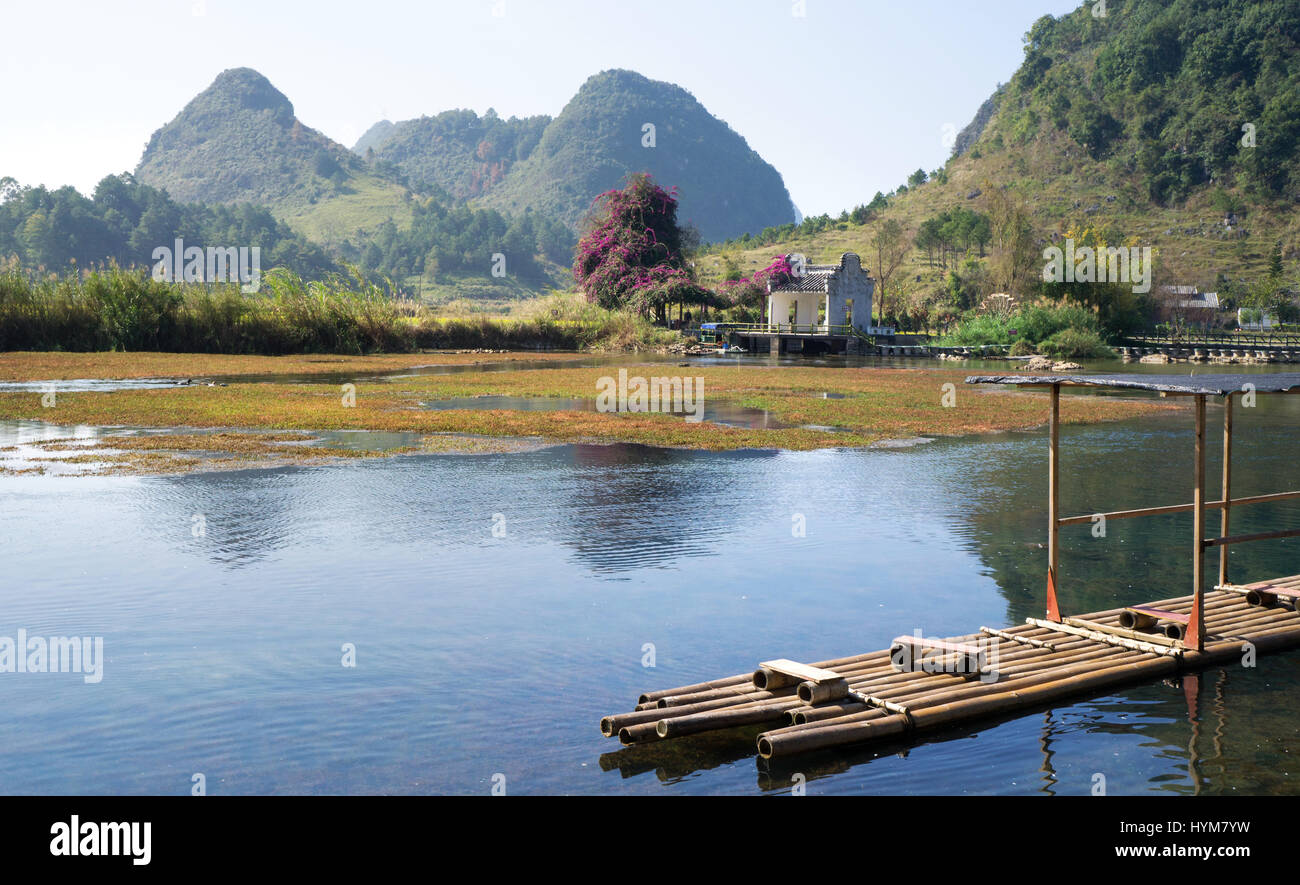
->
[1,0,1082,217]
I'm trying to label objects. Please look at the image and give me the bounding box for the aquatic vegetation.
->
[0,359,1178,473]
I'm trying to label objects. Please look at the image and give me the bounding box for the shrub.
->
[940,300,1106,351]
[1038,328,1114,359]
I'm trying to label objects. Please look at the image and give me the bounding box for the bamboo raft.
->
[599,373,1300,761]
[600,582,1300,759]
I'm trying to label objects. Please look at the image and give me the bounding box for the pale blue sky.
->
[1,0,1082,217]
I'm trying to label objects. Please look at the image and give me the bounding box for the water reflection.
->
[3,367,1300,794]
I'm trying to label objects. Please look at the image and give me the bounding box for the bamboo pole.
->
[655,698,804,739]
[1191,394,1207,650]
[1028,618,1182,656]
[980,626,1058,650]
[1204,526,1300,548]
[1205,607,1300,636]
[1118,610,1159,630]
[602,686,798,736]
[618,722,666,745]
[637,673,753,705]
[1219,395,1233,587]
[1047,383,1061,622]
[791,702,874,725]
[1056,489,1300,527]
[1205,601,1298,627]
[845,639,1099,694]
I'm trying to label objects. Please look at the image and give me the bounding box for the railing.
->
[1127,332,1300,348]
[688,323,888,336]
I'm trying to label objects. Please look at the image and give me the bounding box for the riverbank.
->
[0,352,1178,475]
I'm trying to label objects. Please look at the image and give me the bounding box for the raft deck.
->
[599,581,1300,760]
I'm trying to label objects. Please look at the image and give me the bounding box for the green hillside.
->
[698,0,1300,320]
[360,109,550,202]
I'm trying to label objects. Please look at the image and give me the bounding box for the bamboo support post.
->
[1190,394,1207,651]
[1047,383,1061,622]
[1219,394,1233,587]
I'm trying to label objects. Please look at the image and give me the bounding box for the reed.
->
[0,265,652,355]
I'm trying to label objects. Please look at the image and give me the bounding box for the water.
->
[1,361,1298,795]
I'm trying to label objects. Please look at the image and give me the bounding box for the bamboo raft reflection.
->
[599,373,1300,762]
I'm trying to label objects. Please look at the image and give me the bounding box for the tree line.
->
[0,174,337,279]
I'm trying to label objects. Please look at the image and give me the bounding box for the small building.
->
[766,253,876,333]
[1172,288,1221,311]
[1159,285,1224,329]
[1238,308,1277,331]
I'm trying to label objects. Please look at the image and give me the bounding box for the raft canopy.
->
[965,372,1300,396]
[964,371,1300,652]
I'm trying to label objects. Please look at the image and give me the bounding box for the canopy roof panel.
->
[965,373,1300,396]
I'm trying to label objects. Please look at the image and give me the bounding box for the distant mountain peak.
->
[476,67,795,240]
[135,68,356,208]
[352,119,397,155]
[206,67,294,118]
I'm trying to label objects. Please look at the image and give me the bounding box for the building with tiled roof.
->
[766,253,875,332]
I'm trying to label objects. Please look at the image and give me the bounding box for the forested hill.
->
[356,109,551,203]
[971,0,1299,205]
[475,70,797,243]
[699,0,1300,299]
[135,68,366,209]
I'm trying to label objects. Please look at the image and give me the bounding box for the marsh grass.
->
[0,364,1178,457]
[0,265,674,354]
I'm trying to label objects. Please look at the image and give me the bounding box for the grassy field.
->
[0,353,1178,473]
[276,172,414,247]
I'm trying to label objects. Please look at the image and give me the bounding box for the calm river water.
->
[1,357,1297,795]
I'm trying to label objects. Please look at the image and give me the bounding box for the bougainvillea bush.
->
[717,255,796,316]
[573,174,716,321]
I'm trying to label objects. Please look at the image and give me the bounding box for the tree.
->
[18,210,55,267]
[1,176,24,203]
[1247,246,1291,322]
[871,218,912,325]
[1268,241,1284,281]
[572,173,710,322]
[984,186,1038,298]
